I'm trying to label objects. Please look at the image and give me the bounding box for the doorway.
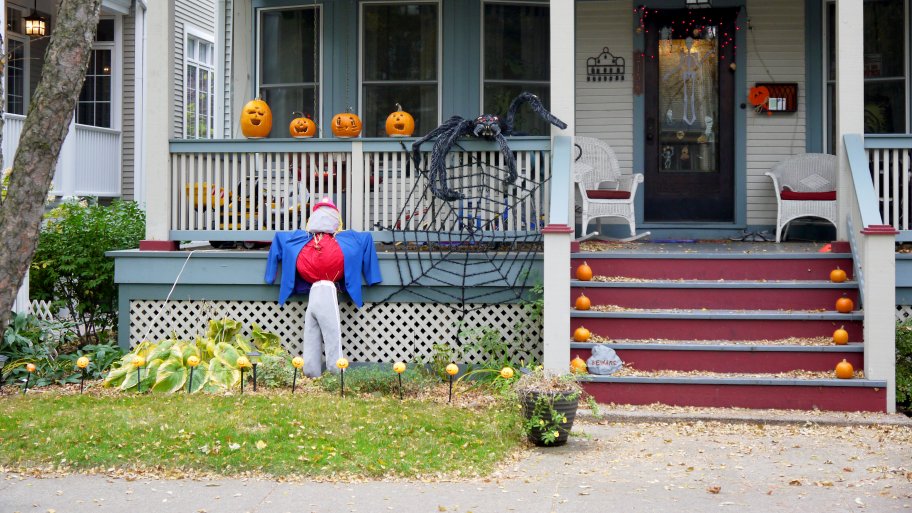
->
[643,9,737,223]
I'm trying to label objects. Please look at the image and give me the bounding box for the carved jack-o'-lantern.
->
[240,98,273,138]
[385,103,415,137]
[748,86,770,107]
[289,112,317,138]
[331,110,363,138]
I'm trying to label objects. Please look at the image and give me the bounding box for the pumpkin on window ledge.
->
[289,112,317,139]
[240,98,273,139]
[331,109,362,138]
[385,103,415,137]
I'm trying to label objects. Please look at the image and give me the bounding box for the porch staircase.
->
[569,243,888,412]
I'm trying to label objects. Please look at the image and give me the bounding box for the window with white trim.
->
[6,36,27,115]
[258,6,321,138]
[185,34,216,139]
[77,18,115,128]
[482,2,550,135]
[361,2,439,137]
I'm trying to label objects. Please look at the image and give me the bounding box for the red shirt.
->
[296,234,345,283]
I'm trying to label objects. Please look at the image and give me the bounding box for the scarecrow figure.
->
[265,198,382,377]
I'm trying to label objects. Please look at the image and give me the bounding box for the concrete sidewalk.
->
[3,419,911,513]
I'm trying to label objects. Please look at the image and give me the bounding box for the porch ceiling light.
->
[24,1,46,37]
[685,0,711,8]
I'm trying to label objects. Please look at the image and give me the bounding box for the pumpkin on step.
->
[576,262,593,281]
[830,267,847,283]
[835,359,854,379]
[573,326,591,342]
[835,297,854,313]
[833,326,849,345]
[570,355,588,374]
[575,293,591,311]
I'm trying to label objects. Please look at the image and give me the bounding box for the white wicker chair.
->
[765,153,839,243]
[573,136,644,239]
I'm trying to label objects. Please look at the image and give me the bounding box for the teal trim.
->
[169,136,550,153]
[570,342,865,353]
[168,229,545,243]
[844,134,887,228]
[572,310,864,321]
[579,375,887,387]
[863,134,912,149]
[548,135,572,225]
[443,0,481,119]
[632,1,748,231]
[805,0,823,153]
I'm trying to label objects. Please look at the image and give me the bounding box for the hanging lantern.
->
[24,1,46,37]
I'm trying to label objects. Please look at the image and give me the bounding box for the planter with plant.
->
[513,367,582,447]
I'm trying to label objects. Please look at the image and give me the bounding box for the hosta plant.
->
[103,319,286,393]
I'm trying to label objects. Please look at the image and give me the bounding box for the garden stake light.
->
[132,356,146,393]
[237,356,251,394]
[23,363,36,394]
[393,362,406,400]
[247,350,261,392]
[186,355,200,393]
[445,363,459,403]
[76,356,90,394]
[291,357,304,393]
[336,358,349,397]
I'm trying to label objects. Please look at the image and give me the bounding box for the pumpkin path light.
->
[445,363,459,403]
[393,362,407,400]
[76,356,90,394]
[237,356,252,394]
[23,363,36,394]
[291,356,304,394]
[186,355,200,393]
[132,356,145,393]
[336,358,349,397]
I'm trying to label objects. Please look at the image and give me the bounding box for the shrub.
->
[897,321,912,406]
[254,354,294,388]
[0,312,98,387]
[318,365,438,397]
[31,199,145,344]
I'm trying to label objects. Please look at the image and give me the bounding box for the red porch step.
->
[572,280,859,311]
[571,310,864,342]
[570,342,864,373]
[571,254,854,281]
[580,377,887,413]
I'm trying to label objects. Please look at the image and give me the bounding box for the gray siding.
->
[174,0,217,139]
[575,0,808,227]
[122,13,135,200]
[223,0,233,138]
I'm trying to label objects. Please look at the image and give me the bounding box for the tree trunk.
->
[0,0,103,332]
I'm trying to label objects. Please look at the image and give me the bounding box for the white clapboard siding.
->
[122,12,136,200]
[223,0,234,139]
[174,0,218,139]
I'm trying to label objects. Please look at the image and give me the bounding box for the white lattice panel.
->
[897,305,912,323]
[129,300,542,364]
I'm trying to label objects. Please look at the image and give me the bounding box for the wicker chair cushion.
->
[587,190,631,200]
[780,187,836,201]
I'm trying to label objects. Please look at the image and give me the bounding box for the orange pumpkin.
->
[385,103,415,137]
[289,112,317,138]
[748,86,770,107]
[292,356,305,369]
[25,363,36,373]
[445,363,459,376]
[573,326,591,342]
[835,359,855,379]
[76,356,90,369]
[331,110,363,138]
[500,367,515,379]
[833,326,849,345]
[835,297,854,313]
[336,358,350,370]
[576,262,593,281]
[575,293,591,311]
[570,355,588,374]
[830,267,847,283]
[240,98,273,138]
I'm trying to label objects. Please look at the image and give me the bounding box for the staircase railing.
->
[843,133,898,412]
[542,135,574,372]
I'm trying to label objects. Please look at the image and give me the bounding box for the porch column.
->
[862,229,897,412]
[550,0,575,136]
[139,1,176,250]
[543,136,574,374]
[834,0,864,239]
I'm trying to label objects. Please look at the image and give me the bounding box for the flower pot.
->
[521,391,579,447]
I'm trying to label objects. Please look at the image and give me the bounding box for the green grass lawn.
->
[0,392,522,478]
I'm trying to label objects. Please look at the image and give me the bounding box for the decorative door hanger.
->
[587,47,626,82]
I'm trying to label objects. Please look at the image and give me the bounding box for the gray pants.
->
[302,280,343,378]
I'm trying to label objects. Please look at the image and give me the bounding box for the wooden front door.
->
[644,9,737,223]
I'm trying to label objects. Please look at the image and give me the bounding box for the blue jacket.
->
[264,230,382,307]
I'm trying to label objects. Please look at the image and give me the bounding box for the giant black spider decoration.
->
[410,92,567,201]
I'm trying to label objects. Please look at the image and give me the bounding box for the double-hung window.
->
[77,18,115,128]
[258,6,321,138]
[361,2,439,137]
[6,6,29,115]
[482,2,550,135]
[185,32,216,139]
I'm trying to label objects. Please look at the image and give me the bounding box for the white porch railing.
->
[863,135,912,240]
[167,137,553,241]
[2,113,121,197]
[844,134,899,412]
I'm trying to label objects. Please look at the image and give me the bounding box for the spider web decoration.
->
[369,143,549,321]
